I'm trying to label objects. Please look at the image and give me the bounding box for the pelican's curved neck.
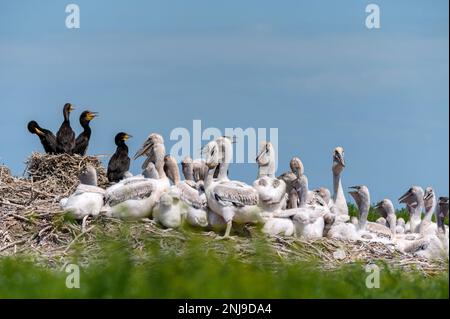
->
[154,147,167,180]
[358,200,370,231]
[424,200,436,222]
[205,168,215,189]
[257,154,275,179]
[218,139,232,180]
[298,176,309,208]
[333,170,348,215]
[183,165,194,181]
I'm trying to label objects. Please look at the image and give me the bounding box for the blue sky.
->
[0,0,448,206]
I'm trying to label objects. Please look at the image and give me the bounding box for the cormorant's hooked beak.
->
[69,105,75,112]
[123,134,132,141]
[87,112,99,120]
[35,128,44,136]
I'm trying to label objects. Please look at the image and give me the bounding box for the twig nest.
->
[333,249,346,260]
[0,165,13,183]
[25,152,109,195]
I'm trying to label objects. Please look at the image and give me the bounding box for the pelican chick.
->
[203,138,262,239]
[349,186,392,242]
[253,141,286,213]
[399,186,424,233]
[60,166,105,219]
[164,155,208,228]
[332,147,348,216]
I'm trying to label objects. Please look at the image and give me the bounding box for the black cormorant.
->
[56,103,76,154]
[107,132,132,183]
[73,110,98,156]
[27,121,58,154]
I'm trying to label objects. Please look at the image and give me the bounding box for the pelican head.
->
[202,140,221,170]
[164,155,180,184]
[290,157,304,177]
[79,165,98,186]
[314,187,331,204]
[332,146,345,175]
[398,186,424,208]
[374,199,395,219]
[349,185,370,210]
[182,156,194,180]
[256,141,274,167]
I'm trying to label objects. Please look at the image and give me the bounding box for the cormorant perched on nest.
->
[56,103,76,154]
[27,121,58,154]
[107,132,132,183]
[73,110,98,156]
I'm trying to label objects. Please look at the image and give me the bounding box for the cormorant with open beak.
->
[73,111,98,156]
[27,121,58,154]
[56,103,76,154]
[107,132,132,183]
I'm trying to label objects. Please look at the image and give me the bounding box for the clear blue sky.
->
[0,0,448,206]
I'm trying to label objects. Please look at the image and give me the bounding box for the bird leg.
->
[215,220,234,240]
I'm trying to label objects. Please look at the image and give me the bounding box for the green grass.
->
[0,239,448,299]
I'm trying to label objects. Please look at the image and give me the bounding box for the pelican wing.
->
[306,192,328,207]
[177,182,205,209]
[212,183,258,207]
[106,180,156,206]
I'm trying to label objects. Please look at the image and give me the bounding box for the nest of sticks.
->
[0,154,448,276]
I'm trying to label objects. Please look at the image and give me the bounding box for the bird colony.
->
[20,104,450,261]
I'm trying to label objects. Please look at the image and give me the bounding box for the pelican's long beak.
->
[423,191,433,201]
[398,190,412,204]
[255,148,265,163]
[334,153,345,167]
[348,186,360,197]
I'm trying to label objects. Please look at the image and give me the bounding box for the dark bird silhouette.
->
[73,111,98,156]
[27,121,58,154]
[107,132,132,183]
[56,103,76,154]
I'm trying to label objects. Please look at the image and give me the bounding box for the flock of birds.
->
[28,104,449,260]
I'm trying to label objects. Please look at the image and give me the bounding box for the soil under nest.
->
[0,154,448,276]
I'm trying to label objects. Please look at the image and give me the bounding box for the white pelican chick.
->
[60,166,105,220]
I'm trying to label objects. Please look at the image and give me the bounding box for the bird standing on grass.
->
[56,103,76,154]
[73,111,98,156]
[107,132,132,183]
[27,121,58,154]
